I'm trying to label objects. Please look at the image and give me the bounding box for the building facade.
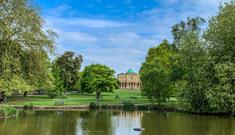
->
[117,69,141,90]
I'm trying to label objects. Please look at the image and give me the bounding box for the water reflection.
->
[0,110,234,135]
[140,112,235,135]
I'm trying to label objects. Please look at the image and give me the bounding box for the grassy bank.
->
[0,106,18,118]
[4,89,176,107]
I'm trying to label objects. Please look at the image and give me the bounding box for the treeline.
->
[140,2,235,113]
[51,53,117,104]
[0,0,117,103]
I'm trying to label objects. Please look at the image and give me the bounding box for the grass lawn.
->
[4,89,176,106]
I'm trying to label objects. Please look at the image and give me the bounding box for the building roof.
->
[117,69,138,76]
[126,69,136,74]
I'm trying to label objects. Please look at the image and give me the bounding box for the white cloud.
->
[47,17,131,28]
[57,31,98,45]
[107,32,156,48]
[80,47,146,73]
[44,0,230,73]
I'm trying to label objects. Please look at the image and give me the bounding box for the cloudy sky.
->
[36,0,229,74]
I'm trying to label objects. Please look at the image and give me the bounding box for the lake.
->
[0,110,234,135]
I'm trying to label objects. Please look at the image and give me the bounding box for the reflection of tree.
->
[0,111,235,135]
[79,110,112,135]
[0,111,112,135]
[0,111,79,135]
[48,111,78,135]
[140,112,235,135]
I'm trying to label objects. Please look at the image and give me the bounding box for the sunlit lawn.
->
[5,89,176,106]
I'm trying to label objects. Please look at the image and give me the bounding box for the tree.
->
[171,17,211,112]
[0,0,56,99]
[21,50,54,96]
[80,64,117,104]
[203,1,235,113]
[140,40,174,105]
[52,51,83,93]
[177,32,209,112]
[171,17,205,49]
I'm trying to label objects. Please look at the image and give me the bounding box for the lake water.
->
[0,110,234,135]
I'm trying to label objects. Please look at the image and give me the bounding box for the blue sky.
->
[36,0,228,74]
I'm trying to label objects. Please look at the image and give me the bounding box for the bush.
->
[47,90,60,98]
[123,100,135,110]
[136,105,149,110]
[23,103,34,110]
[89,102,98,109]
[0,106,18,118]
[59,94,68,99]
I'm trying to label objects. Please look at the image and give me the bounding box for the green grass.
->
[4,89,176,106]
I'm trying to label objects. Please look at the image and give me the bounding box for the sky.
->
[35,0,229,74]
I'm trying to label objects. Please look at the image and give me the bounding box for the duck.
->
[133,128,145,132]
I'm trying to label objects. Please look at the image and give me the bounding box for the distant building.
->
[117,69,141,90]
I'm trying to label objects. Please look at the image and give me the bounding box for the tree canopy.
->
[0,0,56,97]
[140,40,174,105]
[80,64,117,104]
[141,1,235,113]
[52,51,83,93]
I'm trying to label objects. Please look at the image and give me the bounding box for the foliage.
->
[47,89,60,99]
[175,21,210,112]
[0,0,56,97]
[122,100,135,110]
[0,106,18,118]
[80,64,117,104]
[170,2,235,113]
[52,51,83,93]
[203,1,235,113]
[170,16,225,113]
[89,102,98,109]
[0,75,32,96]
[140,40,174,105]
[171,17,205,49]
[141,1,235,114]
[23,103,34,110]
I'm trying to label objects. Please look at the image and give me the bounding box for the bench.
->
[55,100,64,106]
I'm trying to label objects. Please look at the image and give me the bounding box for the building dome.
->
[126,69,136,74]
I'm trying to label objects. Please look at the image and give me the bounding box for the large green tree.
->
[80,64,117,104]
[203,1,235,113]
[140,40,174,105]
[177,32,209,112]
[0,0,56,99]
[171,17,210,112]
[52,51,83,93]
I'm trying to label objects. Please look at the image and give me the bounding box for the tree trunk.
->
[0,92,2,103]
[23,91,28,97]
[96,90,101,105]
[0,92,6,103]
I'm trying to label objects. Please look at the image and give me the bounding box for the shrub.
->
[89,102,98,109]
[123,100,135,110]
[136,105,149,110]
[59,94,68,99]
[0,106,18,118]
[47,90,60,98]
[23,103,34,110]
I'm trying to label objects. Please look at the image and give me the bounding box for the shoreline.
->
[8,104,176,111]
[5,104,234,117]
